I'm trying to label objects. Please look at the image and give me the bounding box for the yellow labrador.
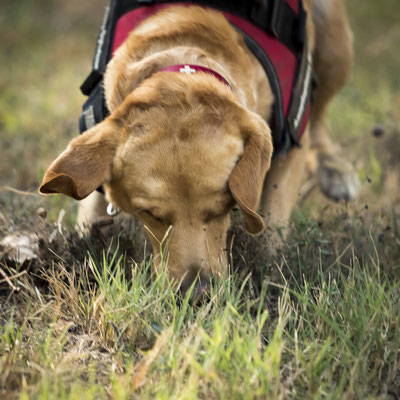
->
[39,0,358,293]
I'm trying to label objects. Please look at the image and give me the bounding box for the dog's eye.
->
[142,209,165,224]
[143,209,159,220]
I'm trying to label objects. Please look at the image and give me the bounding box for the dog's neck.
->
[104,46,267,115]
[159,64,232,89]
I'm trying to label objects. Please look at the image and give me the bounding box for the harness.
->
[79,0,314,158]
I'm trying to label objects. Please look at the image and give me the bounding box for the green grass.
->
[1,217,399,399]
[1,0,400,398]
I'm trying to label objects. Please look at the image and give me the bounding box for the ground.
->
[1,0,400,398]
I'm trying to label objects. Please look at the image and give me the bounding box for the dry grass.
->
[1,206,399,398]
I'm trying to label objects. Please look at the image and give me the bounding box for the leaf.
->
[1,233,38,263]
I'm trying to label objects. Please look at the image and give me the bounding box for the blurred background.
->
[0,0,399,225]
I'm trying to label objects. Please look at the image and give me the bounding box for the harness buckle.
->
[80,70,103,96]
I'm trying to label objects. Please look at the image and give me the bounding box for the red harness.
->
[80,0,314,158]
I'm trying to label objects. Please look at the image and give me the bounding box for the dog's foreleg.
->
[259,130,311,253]
[75,191,109,232]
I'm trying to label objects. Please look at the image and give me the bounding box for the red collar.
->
[159,64,231,89]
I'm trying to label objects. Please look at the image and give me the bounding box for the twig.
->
[0,266,21,292]
[0,185,38,197]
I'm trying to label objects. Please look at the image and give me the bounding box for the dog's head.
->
[39,73,272,292]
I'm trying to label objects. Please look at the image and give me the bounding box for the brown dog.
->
[39,0,358,292]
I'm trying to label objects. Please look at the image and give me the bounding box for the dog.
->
[39,0,359,294]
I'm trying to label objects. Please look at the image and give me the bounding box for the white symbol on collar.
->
[179,65,196,74]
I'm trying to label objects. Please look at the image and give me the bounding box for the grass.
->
[1,0,400,398]
[1,212,399,399]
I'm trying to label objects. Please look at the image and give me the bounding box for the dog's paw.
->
[317,153,360,202]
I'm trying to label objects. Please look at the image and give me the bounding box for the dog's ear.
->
[228,111,272,235]
[106,53,164,111]
[39,120,118,200]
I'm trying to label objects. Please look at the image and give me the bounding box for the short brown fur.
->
[40,0,358,289]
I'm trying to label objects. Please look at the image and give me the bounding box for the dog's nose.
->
[192,278,211,300]
[180,269,211,301]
